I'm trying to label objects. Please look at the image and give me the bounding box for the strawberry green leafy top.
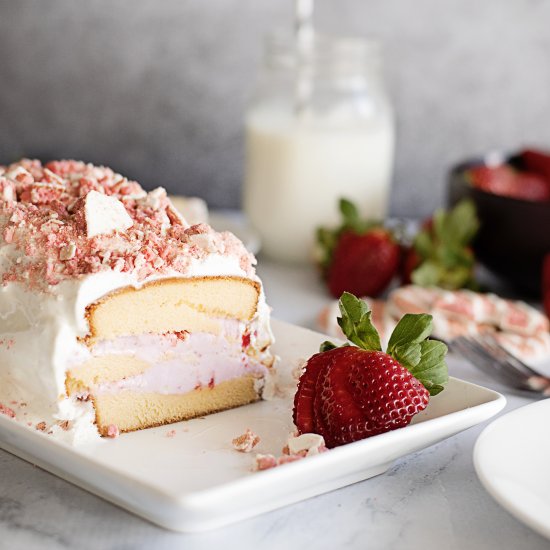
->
[321,292,449,396]
[411,199,479,290]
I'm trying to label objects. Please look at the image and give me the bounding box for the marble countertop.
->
[1,259,549,550]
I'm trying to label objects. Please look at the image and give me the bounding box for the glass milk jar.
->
[244,34,395,263]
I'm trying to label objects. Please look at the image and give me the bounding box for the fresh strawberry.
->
[468,165,550,202]
[520,149,550,183]
[543,254,550,320]
[327,229,400,298]
[293,293,448,448]
[316,199,400,298]
[513,173,550,201]
[468,165,516,195]
[293,348,340,435]
[403,200,479,290]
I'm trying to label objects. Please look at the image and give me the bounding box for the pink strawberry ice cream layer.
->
[74,324,269,397]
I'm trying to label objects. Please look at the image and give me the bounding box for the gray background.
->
[0,0,549,216]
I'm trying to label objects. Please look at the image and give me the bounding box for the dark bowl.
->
[448,155,550,297]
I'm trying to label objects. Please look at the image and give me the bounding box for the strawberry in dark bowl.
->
[293,292,448,448]
[448,149,550,296]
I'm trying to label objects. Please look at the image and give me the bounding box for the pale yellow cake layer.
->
[66,355,150,395]
[93,375,261,435]
[86,276,260,342]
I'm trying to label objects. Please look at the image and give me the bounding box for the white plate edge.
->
[473,400,550,541]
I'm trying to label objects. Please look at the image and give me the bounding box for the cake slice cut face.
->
[0,159,274,441]
[68,276,269,435]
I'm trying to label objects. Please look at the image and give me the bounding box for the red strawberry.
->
[293,348,342,434]
[520,149,550,183]
[514,173,550,201]
[316,199,400,299]
[327,228,400,298]
[319,348,429,447]
[468,165,550,202]
[293,293,448,448]
[543,254,550,320]
[468,165,515,194]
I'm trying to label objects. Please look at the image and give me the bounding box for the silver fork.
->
[452,334,550,397]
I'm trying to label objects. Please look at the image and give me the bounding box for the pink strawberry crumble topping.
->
[0,403,16,418]
[0,159,255,291]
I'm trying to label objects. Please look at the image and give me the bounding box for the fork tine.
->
[469,336,542,390]
[452,337,530,389]
[475,334,550,392]
[480,334,542,378]
[454,335,550,394]
[451,341,513,386]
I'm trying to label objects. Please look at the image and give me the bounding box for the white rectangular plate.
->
[0,319,505,532]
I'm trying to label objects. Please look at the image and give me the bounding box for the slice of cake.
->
[0,159,274,441]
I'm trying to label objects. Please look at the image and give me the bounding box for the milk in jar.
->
[244,34,394,263]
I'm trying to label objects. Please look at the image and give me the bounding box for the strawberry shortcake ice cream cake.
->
[0,159,274,441]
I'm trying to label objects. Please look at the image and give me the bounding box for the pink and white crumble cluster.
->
[319,285,550,362]
[254,433,327,471]
[232,428,261,453]
[0,159,255,290]
[0,399,78,436]
[230,429,327,470]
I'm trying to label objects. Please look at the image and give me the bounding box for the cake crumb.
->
[291,359,307,381]
[166,429,176,438]
[0,403,16,418]
[232,429,260,453]
[57,419,71,431]
[260,369,278,400]
[106,424,120,438]
[254,453,277,471]
[254,433,327,472]
[35,421,47,431]
[287,433,327,456]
